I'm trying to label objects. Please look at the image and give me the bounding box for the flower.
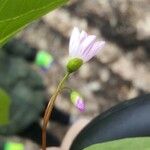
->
[69,27,105,62]
[70,91,85,112]
[67,27,105,73]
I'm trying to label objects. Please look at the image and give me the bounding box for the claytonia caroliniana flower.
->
[70,91,85,112]
[42,27,105,149]
[67,27,105,73]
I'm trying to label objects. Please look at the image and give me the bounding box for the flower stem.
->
[42,72,70,150]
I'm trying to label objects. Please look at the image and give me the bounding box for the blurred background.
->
[0,0,150,149]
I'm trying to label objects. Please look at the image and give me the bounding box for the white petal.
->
[84,41,105,61]
[71,30,88,58]
[69,27,80,56]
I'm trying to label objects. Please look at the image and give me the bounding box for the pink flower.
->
[69,27,105,62]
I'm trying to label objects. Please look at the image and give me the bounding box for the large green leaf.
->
[84,137,150,150]
[0,0,68,45]
[0,88,11,125]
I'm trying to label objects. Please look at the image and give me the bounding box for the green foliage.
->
[0,0,68,45]
[84,137,150,150]
[4,142,24,150]
[0,88,11,125]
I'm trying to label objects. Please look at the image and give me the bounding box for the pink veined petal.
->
[80,30,87,43]
[84,41,105,62]
[79,35,96,61]
[69,27,80,57]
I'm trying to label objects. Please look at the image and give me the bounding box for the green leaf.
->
[0,88,11,125]
[84,137,150,150]
[0,0,68,45]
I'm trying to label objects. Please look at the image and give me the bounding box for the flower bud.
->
[67,58,83,73]
[70,91,85,112]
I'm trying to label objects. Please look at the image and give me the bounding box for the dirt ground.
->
[2,0,150,149]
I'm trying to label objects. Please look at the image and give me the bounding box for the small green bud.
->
[67,58,83,73]
[70,91,85,112]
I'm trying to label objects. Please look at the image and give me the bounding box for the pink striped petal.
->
[79,35,96,59]
[80,30,87,42]
[83,41,105,62]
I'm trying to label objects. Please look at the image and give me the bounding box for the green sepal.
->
[67,58,83,73]
[70,91,80,104]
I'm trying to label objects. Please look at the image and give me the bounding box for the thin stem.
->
[42,72,70,150]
